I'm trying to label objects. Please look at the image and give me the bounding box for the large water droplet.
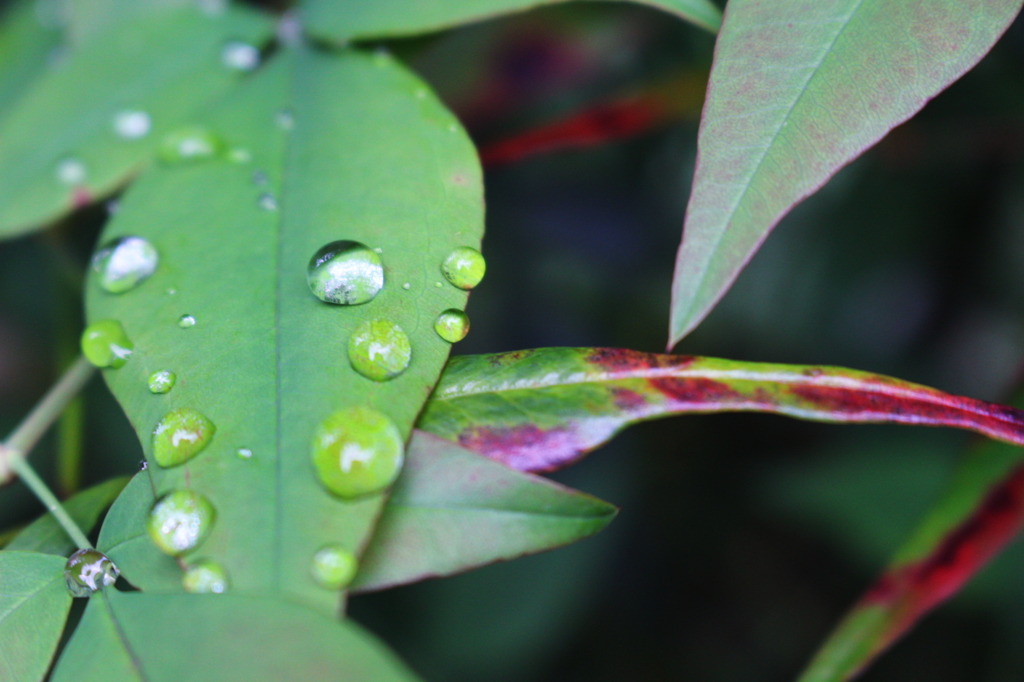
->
[159,127,222,163]
[152,408,216,467]
[81,320,133,369]
[55,157,86,185]
[348,319,411,381]
[148,370,176,394]
[147,489,216,555]
[64,549,119,597]
[441,246,486,290]
[311,545,358,590]
[306,240,384,306]
[178,314,196,328]
[112,110,151,140]
[311,406,404,499]
[220,41,259,71]
[434,309,470,343]
[91,236,159,294]
[182,560,229,593]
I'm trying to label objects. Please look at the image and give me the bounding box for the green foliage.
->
[7,477,126,555]
[0,551,73,682]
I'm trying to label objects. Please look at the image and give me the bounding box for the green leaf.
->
[7,477,128,556]
[301,0,721,42]
[796,427,1024,680]
[668,0,1023,346]
[418,348,1024,472]
[0,1,272,238]
[0,551,73,682]
[0,0,62,109]
[352,430,616,593]
[50,590,421,682]
[97,473,182,592]
[87,48,484,614]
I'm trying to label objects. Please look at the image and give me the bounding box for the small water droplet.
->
[139,460,148,471]
[257,192,278,211]
[64,549,119,597]
[81,320,133,369]
[348,318,411,382]
[311,545,358,589]
[312,406,404,499]
[372,47,391,65]
[402,282,411,290]
[236,447,252,460]
[147,489,216,555]
[306,240,384,306]
[167,288,177,296]
[112,110,151,140]
[159,127,222,163]
[434,309,470,343]
[148,370,176,394]
[372,247,383,254]
[92,236,159,294]
[182,560,229,593]
[228,147,251,163]
[441,246,485,290]
[55,157,86,185]
[221,41,260,71]
[106,200,120,215]
[447,123,458,133]
[434,282,443,288]
[275,109,294,131]
[152,408,216,467]
[252,170,268,186]
[178,314,196,328]
[415,88,427,100]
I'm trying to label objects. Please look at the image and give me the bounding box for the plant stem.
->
[1,356,96,550]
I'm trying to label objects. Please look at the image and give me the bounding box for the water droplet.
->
[198,0,227,16]
[106,200,120,215]
[311,545,358,590]
[434,281,443,288]
[311,406,404,499]
[228,147,251,163]
[348,319,411,382]
[91,235,159,294]
[372,247,383,254]
[275,109,294,131]
[81,320,133,369]
[182,560,229,593]
[447,123,458,133]
[147,489,216,555]
[148,370,176,394]
[257,192,278,211]
[159,127,222,163]
[252,170,268,186]
[167,288,177,296]
[112,110,151,140]
[152,408,216,467]
[55,157,86,185]
[139,460,148,471]
[220,41,259,71]
[402,282,411,290]
[306,240,384,306]
[178,314,196,328]
[434,309,470,343]
[441,246,485,290]
[64,549,119,597]
[236,447,252,460]
[415,88,427,100]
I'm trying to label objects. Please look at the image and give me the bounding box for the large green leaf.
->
[0,1,271,238]
[0,0,62,109]
[7,477,127,556]
[352,430,616,592]
[418,348,1024,472]
[668,0,1023,346]
[0,551,73,682]
[50,590,421,682]
[302,0,721,42]
[87,47,484,614]
[97,473,182,592]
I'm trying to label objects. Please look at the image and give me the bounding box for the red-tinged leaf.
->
[796,421,1024,681]
[669,0,1024,347]
[479,70,707,166]
[418,348,1024,472]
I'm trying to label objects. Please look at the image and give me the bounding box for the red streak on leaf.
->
[458,424,587,473]
[585,347,696,374]
[609,386,647,412]
[649,377,746,406]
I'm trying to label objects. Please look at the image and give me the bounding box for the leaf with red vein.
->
[796,418,1024,682]
[418,347,1024,472]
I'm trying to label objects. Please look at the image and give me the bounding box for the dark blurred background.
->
[3,1,1024,680]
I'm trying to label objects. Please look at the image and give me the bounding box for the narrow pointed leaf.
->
[0,0,62,109]
[88,48,484,613]
[0,551,73,682]
[669,0,1023,346]
[7,477,128,556]
[50,590,421,682]
[97,473,182,592]
[0,2,271,237]
[302,0,721,43]
[419,348,1024,472]
[352,430,616,593]
[797,424,1024,680]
